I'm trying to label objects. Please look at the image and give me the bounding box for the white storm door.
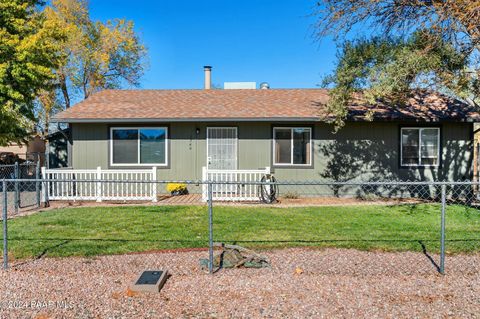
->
[207,127,238,170]
[207,127,238,196]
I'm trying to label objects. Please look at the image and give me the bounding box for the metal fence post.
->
[440,184,446,275]
[35,163,40,207]
[207,182,214,274]
[14,162,19,213]
[3,180,8,270]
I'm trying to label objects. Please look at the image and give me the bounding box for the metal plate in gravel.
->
[131,270,168,293]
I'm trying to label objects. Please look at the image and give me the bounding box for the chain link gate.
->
[0,162,41,212]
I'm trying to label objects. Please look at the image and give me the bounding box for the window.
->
[273,127,312,166]
[401,127,440,166]
[110,127,168,166]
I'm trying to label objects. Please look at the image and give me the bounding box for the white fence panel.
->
[42,167,157,202]
[202,167,270,202]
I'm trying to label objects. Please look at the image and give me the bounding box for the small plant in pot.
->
[166,183,188,196]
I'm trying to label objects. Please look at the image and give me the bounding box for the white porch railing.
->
[42,167,157,202]
[202,167,270,202]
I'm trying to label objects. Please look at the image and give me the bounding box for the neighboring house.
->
[51,68,480,196]
[0,131,71,168]
[0,135,46,165]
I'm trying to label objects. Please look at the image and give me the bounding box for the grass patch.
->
[1,203,479,258]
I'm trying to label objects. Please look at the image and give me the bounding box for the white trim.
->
[110,127,168,167]
[273,127,312,166]
[400,127,440,167]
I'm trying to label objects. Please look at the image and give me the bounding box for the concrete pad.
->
[130,270,169,293]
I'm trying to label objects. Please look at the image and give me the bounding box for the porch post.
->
[96,166,102,202]
[151,166,158,202]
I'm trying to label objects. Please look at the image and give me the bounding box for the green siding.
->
[71,121,473,183]
[72,123,108,169]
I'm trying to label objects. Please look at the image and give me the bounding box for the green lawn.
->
[2,203,480,259]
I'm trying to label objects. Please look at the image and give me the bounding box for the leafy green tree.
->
[35,0,147,134]
[44,0,147,109]
[323,31,472,129]
[315,0,480,129]
[0,0,64,145]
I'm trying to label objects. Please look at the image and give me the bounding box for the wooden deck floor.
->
[156,194,425,207]
[157,194,204,205]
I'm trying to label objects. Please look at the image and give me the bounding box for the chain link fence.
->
[0,163,40,214]
[202,180,480,276]
[0,178,479,277]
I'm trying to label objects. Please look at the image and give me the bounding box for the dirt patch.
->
[0,248,479,318]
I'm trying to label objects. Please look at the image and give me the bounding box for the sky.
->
[88,0,338,90]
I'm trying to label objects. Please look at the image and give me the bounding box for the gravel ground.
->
[0,248,479,318]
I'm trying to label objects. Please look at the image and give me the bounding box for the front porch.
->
[41,166,272,203]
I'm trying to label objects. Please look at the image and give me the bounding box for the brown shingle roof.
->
[52,89,480,123]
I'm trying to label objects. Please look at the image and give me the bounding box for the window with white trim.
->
[401,127,440,166]
[110,127,168,166]
[273,127,312,166]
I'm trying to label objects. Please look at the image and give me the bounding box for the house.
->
[51,67,480,198]
[0,134,46,165]
[0,131,68,168]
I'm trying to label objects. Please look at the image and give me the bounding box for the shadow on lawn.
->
[11,237,480,246]
[8,237,480,274]
[12,239,72,268]
[8,237,209,268]
[9,237,447,244]
[10,237,207,243]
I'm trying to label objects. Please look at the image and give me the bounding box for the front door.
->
[207,127,238,195]
[207,127,238,170]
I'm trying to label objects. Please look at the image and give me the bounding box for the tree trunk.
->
[59,73,70,109]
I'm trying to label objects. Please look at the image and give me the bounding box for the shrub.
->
[166,183,188,195]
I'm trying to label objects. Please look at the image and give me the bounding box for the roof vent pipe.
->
[260,82,270,90]
[204,66,212,90]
